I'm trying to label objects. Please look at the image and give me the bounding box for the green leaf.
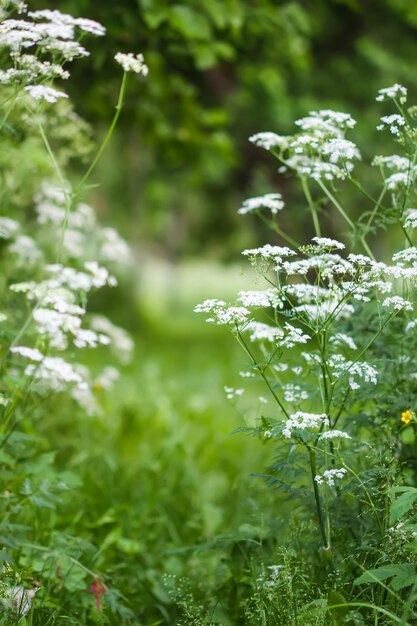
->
[191,43,217,70]
[327,590,349,623]
[389,486,417,523]
[201,0,229,29]
[169,6,211,40]
[354,563,417,590]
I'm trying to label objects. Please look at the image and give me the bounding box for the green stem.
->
[301,176,321,237]
[35,114,74,262]
[257,212,299,248]
[317,179,354,230]
[236,330,290,419]
[77,71,128,192]
[308,447,329,549]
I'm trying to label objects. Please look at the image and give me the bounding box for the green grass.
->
[24,263,284,623]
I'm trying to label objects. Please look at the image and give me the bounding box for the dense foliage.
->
[3,0,417,624]
[26,0,417,255]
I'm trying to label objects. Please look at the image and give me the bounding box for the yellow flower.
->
[401,410,413,425]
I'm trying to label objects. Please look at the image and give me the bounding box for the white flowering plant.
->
[0,1,148,621]
[196,83,417,621]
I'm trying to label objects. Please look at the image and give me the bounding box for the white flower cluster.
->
[382,296,413,311]
[224,386,245,400]
[311,236,345,250]
[0,54,69,86]
[194,299,250,328]
[331,333,357,350]
[34,182,132,265]
[12,347,88,392]
[238,193,284,215]
[238,289,283,308]
[249,132,287,150]
[251,109,360,181]
[280,323,310,348]
[373,155,417,191]
[404,209,417,230]
[24,84,67,103]
[377,114,406,136]
[114,52,148,75]
[0,216,19,238]
[245,321,284,343]
[0,9,105,59]
[329,354,378,389]
[283,384,309,403]
[319,430,351,441]
[282,411,329,439]
[242,245,296,266]
[376,83,407,103]
[315,468,347,486]
[90,315,134,364]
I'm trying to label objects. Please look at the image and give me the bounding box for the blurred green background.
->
[21,1,417,620]
[30,0,417,263]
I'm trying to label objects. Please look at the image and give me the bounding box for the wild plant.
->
[0,0,147,621]
[196,83,417,622]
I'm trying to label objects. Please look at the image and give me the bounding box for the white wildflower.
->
[194,299,226,313]
[319,430,351,441]
[331,333,357,350]
[99,227,131,265]
[224,386,245,400]
[10,346,44,361]
[73,329,110,349]
[322,138,361,165]
[242,244,296,259]
[27,10,106,36]
[114,52,148,75]
[9,235,41,264]
[94,366,120,390]
[385,172,411,191]
[238,289,282,308]
[46,262,116,292]
[249,132,288,150]
[311,237,345,250]
[295,110,356,134]
[26,357,87,392]
[0,216,19,238]
[24,85,68,103]
[89,315,134,363]
[376,83,407,103]
[405,209,417,229]
[71,385,101,416]
[279,323,310,348]
[373,155,411,171]
[238,193,284,215]
[315,468,347,486]
[283,384,309,403]
[245,321,283,343]
[382,296,413,311]
[377,114,406,136]
[273,363,289,372]
[239,370,254,378]
[282,411,329,439]
[195,299,250,328]
[329,354,378,388]
[406,319,417,332]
